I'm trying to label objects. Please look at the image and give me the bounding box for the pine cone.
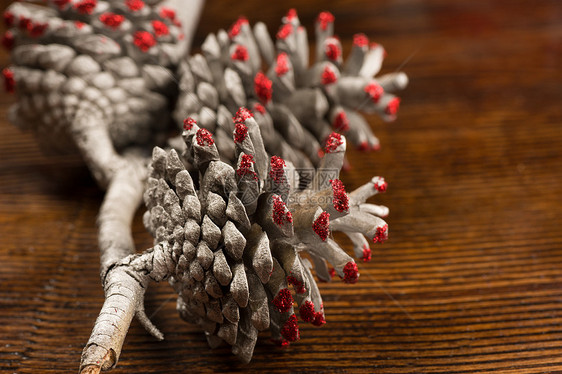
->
[173,9,408,171]
[137,110,389,362]
[2,0,185,185]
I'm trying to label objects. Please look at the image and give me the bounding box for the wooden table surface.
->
[1,0,561,373]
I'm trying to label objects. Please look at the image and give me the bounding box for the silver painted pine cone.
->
[2,0,187,186]
[80,9,401,370]
[130,109,390,362]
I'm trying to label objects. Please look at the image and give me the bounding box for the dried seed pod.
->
[81,9,402,372]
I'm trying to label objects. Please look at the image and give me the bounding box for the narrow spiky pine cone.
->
[173,9,408,171]
[2,0,186,185]
[135,110,389,362]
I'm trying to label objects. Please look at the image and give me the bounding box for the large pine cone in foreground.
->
[137,110,389,362]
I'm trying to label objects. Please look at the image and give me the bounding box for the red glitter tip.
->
[325,132,343,153]
[74,0,97,15]
[2,31,14,51]
[253,103,266,114]
[160,7,176,20]
[254,72,272,104]
[342,261,359,284]
[29,22,48,38]
[234,106,253,123]
[3,68,15,93]
[330,179,349,213]
[233,122,248,143]
[125,0,144,11]
[183,117,196,131]
[333,111,349,132]
[299,300,315,323]
[373,224,388,243]
[152,20,169,37]
[272,338,290,347]
[18,17,30,32]
[386,97,401,116]
[276,23,293,40]
[273,288,294,312]
[228,17,248,39]
[237,154,257,180]
[17,17,31,32]
[287,275,306,294]
[364,82,384,103]
[321,66,337,85]
[231,45,249,61]
[99,13,124,29]
[275,52,289,76]
[196,128,215,147]
[353,33,369,47]
[133,31,156,52]
[272,195,293,226]
[281,314,300,342]
[362,245,372,262]
[53,0,71,9]
[312,211,330,241]
[329,267,336,279]
[358,141,370,151]
[269,156,286,184]
[74,21,85,29]
[3,11,14,27]
[286,8,297,21]
[374,177,387,192]
[312,311,326,326]
[317,11,335,31]
[325,40,341,60]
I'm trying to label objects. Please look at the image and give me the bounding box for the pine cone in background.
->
[173,9,408,172]
[2,0,187,186]
[118,112,389,363]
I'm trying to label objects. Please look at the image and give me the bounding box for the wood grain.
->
[1,0,561,372]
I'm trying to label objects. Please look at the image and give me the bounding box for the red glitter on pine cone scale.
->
[373,224,388,243]
[99,12,124,29]
[275,52,289,76]
[342,261,359,284]
[280,314,300,342]
[324,132,343,153]
[195,128,214,146]
[269,156,286,184]
[299,300,316,323]
[74,0,97,15]
[231,45,249,61]
[321,66,337,85]
[287,275,305,294]
[183,117,196,131]
[362,245,372,262]
[237,154,257,180]
[133,31,156,52]
[312,211,330,241]
[273,288,294,313]
[330,179,349,213]
[233,122,248,144]
[272,196,293,226]
[254,72,272,104]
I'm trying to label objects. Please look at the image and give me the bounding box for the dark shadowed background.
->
[1,0,561,372]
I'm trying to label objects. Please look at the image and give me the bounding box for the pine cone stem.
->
[98,154,147,278]
[80,267,148,373]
